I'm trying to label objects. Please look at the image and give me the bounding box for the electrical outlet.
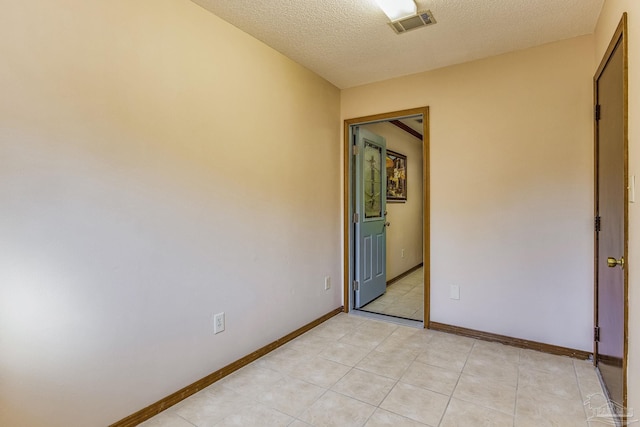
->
[324,276,331,290]
[214,312,225,334]
[450,285,460,300]
[401,249,405,258]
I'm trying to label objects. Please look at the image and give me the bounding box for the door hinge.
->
[352,145,359,156]
[595,216,601,232]
[353,280,359,291]
[353,212,359,223]
[595,104,601,121]
[594,326,600,342]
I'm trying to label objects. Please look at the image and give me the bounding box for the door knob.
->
[384,222,391,228]
[607,257,624,268]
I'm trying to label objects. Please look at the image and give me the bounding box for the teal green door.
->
[354,127,387,308]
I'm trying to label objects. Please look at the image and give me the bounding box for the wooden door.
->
[594,14,627,414]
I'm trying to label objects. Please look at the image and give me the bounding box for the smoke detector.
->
[389,10,436,34]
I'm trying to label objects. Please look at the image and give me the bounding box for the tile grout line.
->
[574,359,596,425]
[360,324,428,426]
[295,319,373,426]
[512,348,522,427]
[307,321,400,426]
[435,337,477,427]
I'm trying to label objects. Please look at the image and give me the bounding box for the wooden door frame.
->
[593,12,628,412]
[343,107,430,327]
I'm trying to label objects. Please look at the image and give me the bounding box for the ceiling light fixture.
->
[375,0,417,21]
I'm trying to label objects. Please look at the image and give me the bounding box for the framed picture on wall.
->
[386,150,407,202]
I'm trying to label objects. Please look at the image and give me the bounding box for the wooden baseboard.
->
[429,322,591,360]
[387,263,424,286]
[110,307,344,427]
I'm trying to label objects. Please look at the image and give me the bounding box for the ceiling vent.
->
[389,10,436,34]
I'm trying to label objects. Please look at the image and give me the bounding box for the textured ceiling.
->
[192,0,604,89]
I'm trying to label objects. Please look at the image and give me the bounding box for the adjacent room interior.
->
[351,116,425,323]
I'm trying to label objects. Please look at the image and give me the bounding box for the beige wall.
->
[343,35,595,350]
[0,1,341,426]
[3,0,633,424]
[362,122,424,280]
[594,0,640,415]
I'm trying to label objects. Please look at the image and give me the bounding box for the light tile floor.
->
[360,267,424,321]
[141,313,605,427]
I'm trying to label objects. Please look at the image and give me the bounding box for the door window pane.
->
[364,141,382,218]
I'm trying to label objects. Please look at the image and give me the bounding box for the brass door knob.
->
[607,257,624,268]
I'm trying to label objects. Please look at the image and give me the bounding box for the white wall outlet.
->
[214,312,225,334]
[450,285,460,300]
[324,276,331,290]
[401,249,405,258]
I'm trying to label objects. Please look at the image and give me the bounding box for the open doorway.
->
[343,107,430,326]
